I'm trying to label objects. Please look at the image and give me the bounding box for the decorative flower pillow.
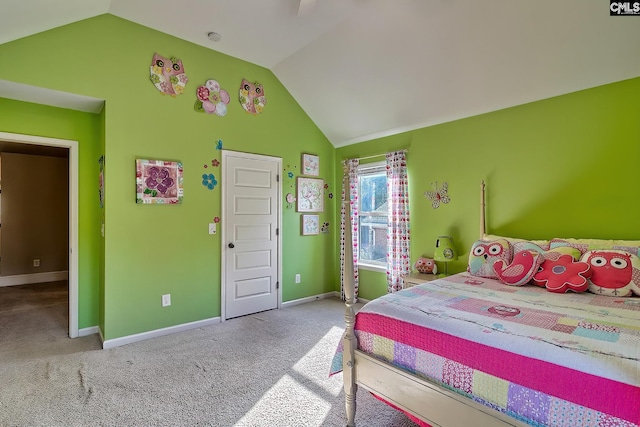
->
[468,239,512,279]
[580,250,640,297]
[532,254,592,293]
[493,250,543,286]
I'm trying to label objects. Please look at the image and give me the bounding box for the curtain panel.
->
[386,151,411,293]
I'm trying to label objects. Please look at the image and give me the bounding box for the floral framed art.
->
[301,215,319,235]
[297,177,324,212]
[136,159,184,204]
[301,153,319,176]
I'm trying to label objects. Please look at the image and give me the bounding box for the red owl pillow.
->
[580,250,640,297]
[467,239,512,279]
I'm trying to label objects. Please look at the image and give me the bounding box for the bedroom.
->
[0,1,638,425]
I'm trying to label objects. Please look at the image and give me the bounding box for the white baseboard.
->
[0,271,69,287]
[78,326,99,337]
[102,317,220,349]
[282,291,340,308]
[100,292,344,349]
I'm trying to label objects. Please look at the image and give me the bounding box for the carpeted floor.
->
[0,283,419,427]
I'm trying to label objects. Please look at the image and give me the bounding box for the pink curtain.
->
[386,151,411,293]
[340,159,359,300]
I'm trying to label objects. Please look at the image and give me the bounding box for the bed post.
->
[480,180,486,239]
[342,162,357,427]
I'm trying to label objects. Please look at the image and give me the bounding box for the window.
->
[357,161,387,269]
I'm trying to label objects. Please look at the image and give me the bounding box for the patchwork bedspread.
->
[331,273,640,427]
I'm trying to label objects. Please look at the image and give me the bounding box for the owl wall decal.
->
[149,53,188,97]
[238,79,267,114]
[581,250,640,296]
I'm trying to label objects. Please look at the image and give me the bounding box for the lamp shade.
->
[434,236,457,262]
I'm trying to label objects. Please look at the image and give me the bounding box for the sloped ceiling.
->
[1,0,639,147]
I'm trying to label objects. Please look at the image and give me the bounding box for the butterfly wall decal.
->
[425,181,450,209]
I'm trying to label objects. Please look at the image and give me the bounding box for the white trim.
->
[0,132,78,338]
[0,80,105,114]
[282,291,340,308]
[0,271,69,287]
[78,326,99,337]
[357,160,386,172]
[220,150,282,322]
[358,263,386,273]
[101,317,220,349]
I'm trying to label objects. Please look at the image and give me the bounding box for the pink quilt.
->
[331,273,640,427]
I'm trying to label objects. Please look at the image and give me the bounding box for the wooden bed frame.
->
[342,180,529,427]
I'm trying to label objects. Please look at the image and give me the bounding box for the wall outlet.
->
[33,259,40,267]
[295,274,301,284]
[162,294,171,307]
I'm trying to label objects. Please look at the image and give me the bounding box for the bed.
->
[333,181,640,427]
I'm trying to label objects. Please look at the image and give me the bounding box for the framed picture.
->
[136,158,184,204]
[297,177,324,212]
[301,215,319,235]
[301,153,319,176]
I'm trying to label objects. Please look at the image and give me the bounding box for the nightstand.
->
[402,272,438,288]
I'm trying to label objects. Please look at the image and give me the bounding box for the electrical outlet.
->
[295,274,301,284]
[33,259,40,267]
[162,294,171,307]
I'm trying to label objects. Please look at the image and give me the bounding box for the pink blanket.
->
[332,273,640,426]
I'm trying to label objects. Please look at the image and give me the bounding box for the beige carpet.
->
[0,282,419,427]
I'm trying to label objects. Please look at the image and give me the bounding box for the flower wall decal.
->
[194,79,230,116]
[202,173,218,190]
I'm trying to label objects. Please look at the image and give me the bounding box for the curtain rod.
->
[344,148,408,163]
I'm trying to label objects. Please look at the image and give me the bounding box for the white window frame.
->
[357,161,387,273]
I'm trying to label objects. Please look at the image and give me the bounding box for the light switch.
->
[208,223,216,235]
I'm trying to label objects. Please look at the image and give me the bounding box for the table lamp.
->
[433,236,457,277]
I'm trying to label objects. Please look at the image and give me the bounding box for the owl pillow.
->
[580,250,640,297]
[468,239,512,279]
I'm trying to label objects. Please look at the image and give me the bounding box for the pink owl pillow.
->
[467,239,512,279]
[580,250,640,297]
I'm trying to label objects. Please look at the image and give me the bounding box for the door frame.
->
[0,131,79,338]
[220,150,282,321]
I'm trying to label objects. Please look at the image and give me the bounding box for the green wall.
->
[0,14,335,340]
[0,98,102,328]
[2,12,638,335]
[337,77,640,301]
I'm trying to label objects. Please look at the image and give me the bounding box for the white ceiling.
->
[1,0,639,147]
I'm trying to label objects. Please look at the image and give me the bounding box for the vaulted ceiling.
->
[1,0,639,147]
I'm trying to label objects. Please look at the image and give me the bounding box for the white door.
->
[222,151,280,320]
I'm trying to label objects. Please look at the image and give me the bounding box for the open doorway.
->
[0,132,78,338]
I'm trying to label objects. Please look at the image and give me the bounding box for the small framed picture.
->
[301,153,319,176]
[297,177,324,212]
[301,215,319,235]
[136,158,184,204]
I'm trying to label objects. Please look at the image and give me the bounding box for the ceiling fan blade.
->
[297,0,316,17]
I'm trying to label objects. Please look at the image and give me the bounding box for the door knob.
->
[228,243,235,248]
